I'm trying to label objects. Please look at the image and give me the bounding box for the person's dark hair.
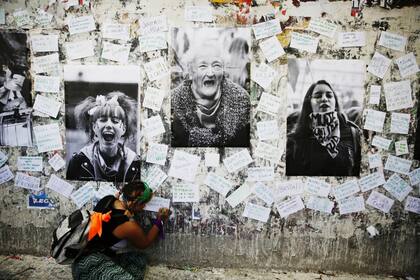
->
[121,181,146,201]
[292,80,342,138]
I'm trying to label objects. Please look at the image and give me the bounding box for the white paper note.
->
[48,154,66,171]
[256,120,279,141]
[371,135,392,150]
[71,182,95,208]
[276,196,305,218]
[31,34,59,53]
[337,32,366,48]
[359,171,386,192]
[252,18,282,40]
[247,167,274,182]
[253,182,274,206]
[334,179,360,201]
[204,173,232,197]
[101,42,131,63]
[94,183,118,200]
[390,113,410,135]
[395,139,409,156]
[226,183,254,208]
[139,15,168,35]
[242,203,271,222]
[369,85,381,105]
[67,15,96,35]
[13,10,31,28]
[384,155,412,175]
[168,150,200,182]
[290,32,319,53]
[146,142,168,165]
[408,168,420,186]
[33,53,60,74]
[46,174,74,198]
[17,156,43,172]
[306,196,334,214]
[144,115,165,138]
[205,152,219,167]
[223,149,253,173]
[33,123,63,153]
[65,40,95,60]
[142,165,167,191]
[384,174,412,202]
[384,80,413,111]
[33,94,62,118]
[305,178,331,197]
[364,109,386,133]
[0,151,8,167]
[34,75,60,93]
[404,196,420,214]
[395,52,419,78]
[254,142,282,164]
[274,180,304,201]
[256,92,282,116]
[378,31,407,52]
[251,64,277,90]
[368,153,382,169]
[0,165,14,185]
[139,33,167,53]
[308,18,337,38]
[366,190,394,213]
[102,23,130,41]
[172,182,199,203]
[339,196,365,215]
[259,36,285,63]
[367,52,391,79]
[184,6,213,22]
[15,172,41,191]
[143,87,165,111]
[144,57,169,81]
[36,10,53,26]
[0,8,5,25]
[143,197,170,212]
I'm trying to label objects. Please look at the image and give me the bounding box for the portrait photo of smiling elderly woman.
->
[286,59,364,176]
[170,28,251,147]
[64,65,141,183]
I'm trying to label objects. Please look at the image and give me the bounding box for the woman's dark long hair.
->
[291,80,342,138]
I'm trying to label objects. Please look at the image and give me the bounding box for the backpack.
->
[51,196,116,265]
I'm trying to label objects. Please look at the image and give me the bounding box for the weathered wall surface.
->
[0,0,419,277]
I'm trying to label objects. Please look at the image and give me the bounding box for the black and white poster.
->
[170,27,251,147]
[286,59,364,176]
[64,65,141,183]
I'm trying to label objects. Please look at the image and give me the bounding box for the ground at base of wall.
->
[0,255,413,280]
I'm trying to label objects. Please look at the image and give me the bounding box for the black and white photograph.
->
[64,65,141,183]
[0,31,33,147]
[170,27,251,147]
[286,59,364,176]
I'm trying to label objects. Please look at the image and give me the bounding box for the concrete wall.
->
[0,0,419,276]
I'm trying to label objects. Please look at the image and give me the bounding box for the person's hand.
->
[157,208,171,223]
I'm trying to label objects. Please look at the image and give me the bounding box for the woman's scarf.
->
[309,111,340,158]
[93,143,124,180]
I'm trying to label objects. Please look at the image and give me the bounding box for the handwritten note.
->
[290,32,319,53]
[378,31,407,51]
[143,197,170,212]
[36,10,53,26]
[226,183,254,208]
[390,113,410,134]
[339,196,365,215]
[0,165,14,185]
[46,174,74,198]
[95,183,118,200]
[34,75,60,93]
[17,156,43,172]
[254,142,282,164]
[371,135,392,150]
[146,142,168,165]
[305,177,331,197]
[67,15,96,35]
[144,57,169,82]
[15,172,41,191]
[33,123,63,153]
[308,18,337,38]
[33,94,62,118]
[33,53,60,74]
[205,152,219,167]
[404,196,420,214]
[71,182,95,208]
[256,92,282,116]
[48,154,66,171]
[223,149,253,173]
[184,6,213,22]
[65,40,95,60]
[142,165,167,191]
[0,8,5,25]
[139,33,167,53]
[367,52,391,79]
[334,180,360,201]
[168,150,200,182]
[274,180,304,201]
[102,23,130,41]
[408,168,420,186]
[139,15,168,35]
[0,151,8,167]
[143,115,165,138]
[395,52,419,78]
[366,190,394,213]
[247,167,274,182]
[13,10,31,28]
[101,42,131,64]
[369,85,381,105]
[31,34,59,53]
[364,109,386,133]
[275,196,305,218]
[143,87,165,111]
[172,182,199,203]
[337,32,366,48]
[384,80,413,111]
[204,173,232,197]
[256,120,279,141]
[259,36,285,63]
[253,19,282,41]
[251,64,277,90]
[359,171,386,192]
[306,196,334,214]
[383,174,412,202]
[253,182,274,206]
[394,140,408,156]
[242,203,271,222]
[368,153,382,169]
[384,155,412,175]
